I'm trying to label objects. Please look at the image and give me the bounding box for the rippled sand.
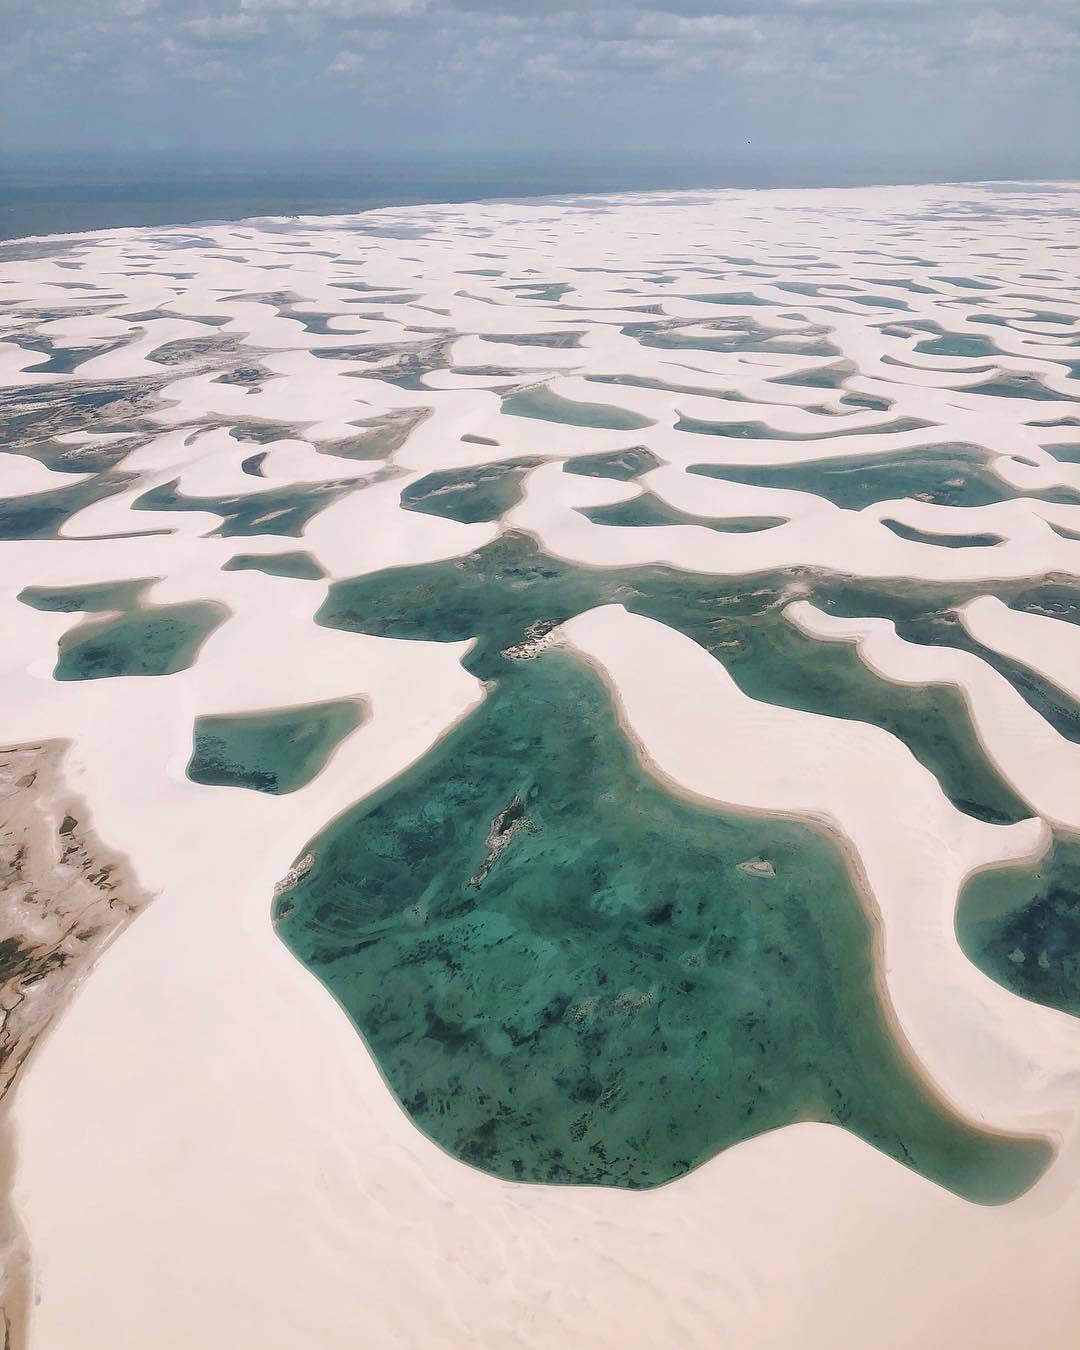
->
[1,181,1079,1348]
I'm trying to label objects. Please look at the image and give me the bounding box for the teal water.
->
[320,410,430,461]
[970,375,1071,402]
[318,530,1031,838]
[915,335,999,359]
[482,332,585,349]
[958,834,1080,1017]
[881,519,1004,549]
[689,445,1022,510]
[133,476,353,537]
[275,637,1047,1200]
[578,492,786,534]
[0,472,135,540]
[223,551,327,580]
[769,363,855,390]
[188,699,363,794]
[564,447,662,480]
[1044,443,1080,465]
[816,585,1080,745]
[676,415,930,441]
[401,458,544,524]
[54,600,226,680]
[18,576,156,611]
[501,387,655,431]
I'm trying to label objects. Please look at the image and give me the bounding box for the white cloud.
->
[241,0,426,16]
[521,51,580,84]
[325,47,364,72]
[180,56,245,81]
[111,0,160,15]
[183,14,267,43]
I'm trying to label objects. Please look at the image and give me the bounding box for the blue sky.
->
[2,0,1078,171]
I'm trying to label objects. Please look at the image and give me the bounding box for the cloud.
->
[180,56,245,81]
[183,14,267,44]
[240,0,426,16]
[325,47,365,72]
[521,51,581,84]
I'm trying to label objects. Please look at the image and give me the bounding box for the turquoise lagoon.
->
[272,531,1054,1200]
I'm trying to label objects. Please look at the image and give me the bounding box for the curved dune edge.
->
[559,605,1076,1134]
[1,181,1080,1348]
[787,600,1080,830]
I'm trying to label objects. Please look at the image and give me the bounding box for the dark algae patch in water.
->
[959,835,1080,1017]
[188,699,363,795]
[54,600,227,680]
[275,642,1048,1200]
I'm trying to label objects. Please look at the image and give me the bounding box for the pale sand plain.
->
[0,182,1078,1347]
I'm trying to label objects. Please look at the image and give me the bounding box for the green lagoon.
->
[277,632,1047,1199]
[270,530,1053,1200]
[189,699,363,794]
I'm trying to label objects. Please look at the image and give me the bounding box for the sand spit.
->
[1,181,1079,1347]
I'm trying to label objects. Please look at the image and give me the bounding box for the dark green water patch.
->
[133,476,354,536]
[0,472,135,540]
[19,577,156,612]
[689,445,1020,510]
[188,699,363,795]
[564,448,663,481]
[881,520,1005,549]
[224,551,327,580]
[317,530,1032,828]
[482,332,585,349]
[958,834,1080,1017]
[229,422,301,445]
[768,363,855,390]
[578,493,786,534]
[401,458,545,524]
[676,416,931,441]
[969,375,1072,402]
[816,583,1080,743]
[915,335,999,359]
[586,373,737,399]
[275,641,1047,1199]
[241,452,268,477]
[839,393,893,412]
[502,387,654,431]
[54,600,227,680]
[1044,443,1080,465]
[321,409,430,461]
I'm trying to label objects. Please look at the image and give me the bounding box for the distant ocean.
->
[2,148,1076,241]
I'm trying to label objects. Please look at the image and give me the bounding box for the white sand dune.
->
[2,181,1080,1348]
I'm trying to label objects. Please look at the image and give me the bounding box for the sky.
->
[1,0,1078,175]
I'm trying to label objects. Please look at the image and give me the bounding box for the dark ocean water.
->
[3,148,1076,241]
